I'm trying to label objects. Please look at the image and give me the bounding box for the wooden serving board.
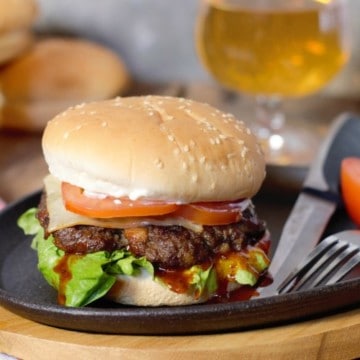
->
[0,305,360,359]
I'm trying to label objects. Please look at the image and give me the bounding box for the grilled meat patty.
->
[37,193,266,269]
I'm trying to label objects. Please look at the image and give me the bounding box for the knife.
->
[260,113,360,297]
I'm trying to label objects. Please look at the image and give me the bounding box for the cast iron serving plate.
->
[0,187,360,335]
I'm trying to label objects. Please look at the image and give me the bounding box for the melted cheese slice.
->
[44,175,204,233]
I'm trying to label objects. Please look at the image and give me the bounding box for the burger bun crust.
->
[43,95,266,203]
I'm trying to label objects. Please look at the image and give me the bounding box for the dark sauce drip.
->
[53,254,81,305]
[156,268,195,295]
[156,262,211,299]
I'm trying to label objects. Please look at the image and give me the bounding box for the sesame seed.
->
[182,162,188,170]
[191,174,198,183]
[113,199,122,205]
[154,158,164,169]
[63,132,69,139]
[199,156,206,164]
[183,145,190,152]
[168,134,175,142]
[173,148,180,155]
[101,121,108,127]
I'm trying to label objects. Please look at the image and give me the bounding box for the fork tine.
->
[277,236,338,294]
[325,250,360,285]
[290,240,349,292]
[310,243,358,287]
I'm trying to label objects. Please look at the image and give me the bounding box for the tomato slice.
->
[173,201,242,225]
[61,182,179,218]
[61,182,244,225]
[341,157,360,226]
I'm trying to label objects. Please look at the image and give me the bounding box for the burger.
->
[18,95,270,307]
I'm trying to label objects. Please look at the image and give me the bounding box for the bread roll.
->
[0,37,130,131]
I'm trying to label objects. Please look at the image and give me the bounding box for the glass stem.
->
[254,95,285,142]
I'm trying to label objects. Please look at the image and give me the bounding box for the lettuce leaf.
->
[188,265,218,298]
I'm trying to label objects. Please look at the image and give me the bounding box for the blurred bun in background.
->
[0,0,38,65]
[0,37,130,131]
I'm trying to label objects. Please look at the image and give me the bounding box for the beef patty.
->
[37,193,266,269]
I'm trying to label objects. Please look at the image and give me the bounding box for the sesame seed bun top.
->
[42,95,266,203]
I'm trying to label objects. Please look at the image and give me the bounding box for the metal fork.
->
[277,230,360,294]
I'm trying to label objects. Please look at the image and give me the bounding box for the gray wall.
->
[34,0,209,83]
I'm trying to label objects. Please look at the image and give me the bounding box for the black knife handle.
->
[303,114,360,203]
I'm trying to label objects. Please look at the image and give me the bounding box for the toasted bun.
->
[0,0,38,34]
[106,270,207,306]
[42,96,266,203]
[0,37,130,131]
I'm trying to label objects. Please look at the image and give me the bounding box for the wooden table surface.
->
[0,83,360,359]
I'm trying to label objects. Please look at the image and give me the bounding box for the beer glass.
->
[196,0,350,164]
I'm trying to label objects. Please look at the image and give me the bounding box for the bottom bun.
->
[106,270,209,306]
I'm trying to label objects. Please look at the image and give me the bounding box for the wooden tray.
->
[1,305,360,359]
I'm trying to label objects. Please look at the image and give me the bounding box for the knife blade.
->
[260,113,360,297]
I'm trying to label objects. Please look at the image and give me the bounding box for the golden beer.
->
[196,0,349,97]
